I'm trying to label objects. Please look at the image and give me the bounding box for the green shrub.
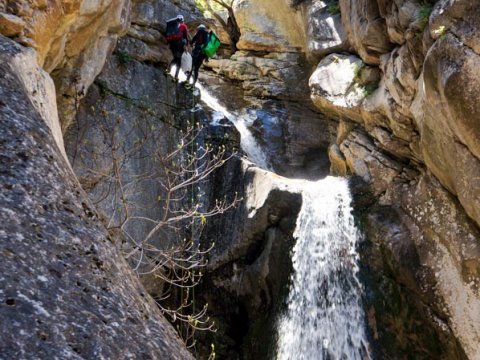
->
[327,3,340,15]
[116,51,133,66]
[363,83,379,97]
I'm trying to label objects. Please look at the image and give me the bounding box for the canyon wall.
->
[0,1,203,358]
[203,0,480,358]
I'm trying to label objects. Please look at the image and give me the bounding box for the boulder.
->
[304,0,349,59]
[309,53,375,122]
[339,0,393,65]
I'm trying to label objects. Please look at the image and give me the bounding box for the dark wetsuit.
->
[187,28,209,85]
[168,22,189,79]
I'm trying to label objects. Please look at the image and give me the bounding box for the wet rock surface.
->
[0,36,193,360]
[198,164,302,359]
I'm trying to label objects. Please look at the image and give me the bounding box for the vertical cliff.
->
[194,0,480,358]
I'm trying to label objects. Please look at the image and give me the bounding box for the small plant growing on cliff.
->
[433,25,447,38]
[419,4,433,23]
[417,3,433,34]
[116,50,133,66]
[362,82,379,97]
[327,2,341,15]
[352,62,364,84]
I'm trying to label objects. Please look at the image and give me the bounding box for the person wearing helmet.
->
[185,24,210,88]
[166,15,190,81]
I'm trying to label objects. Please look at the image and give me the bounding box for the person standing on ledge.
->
[165,15,190,82]
[186,24,210,89]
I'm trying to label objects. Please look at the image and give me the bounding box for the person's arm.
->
[191,31,199,46]
[182,24,191,43]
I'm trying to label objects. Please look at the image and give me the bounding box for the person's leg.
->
[168,43,181,80]
[191,55,205,86]
[187,51,200,84]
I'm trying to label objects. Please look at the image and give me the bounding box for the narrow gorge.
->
[1,0,479,359]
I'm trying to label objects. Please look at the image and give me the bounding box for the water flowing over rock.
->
[276,177,370,360]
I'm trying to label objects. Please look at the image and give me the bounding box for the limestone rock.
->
[0,12,25,37]
[353,176,471,360]
[206,51,308,100]
[128,24,163,44]
[234,0,306,52]
[0,35,66,163]
[304,0,349,59]
[131,0,200,31]
[412,31,480,227]
[398,175,480,360]
[0,0,132,131]
[328,144,348,176]
[309,53,368,122]
[429,0,480,54]
[199,162,302,358]
[339,0,393,65]
[207,162,302,270]
[377,0,424,45]
[116,35,170,63]
[0,35,193,359]
[340,130,403,195]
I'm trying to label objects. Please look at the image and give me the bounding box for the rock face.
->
[305,0,349,59]
[305,0,480,358]
[234,0,306,52]
[205,0,480,358]
[0,0,131,131]
[0,35,193,359]
[199,163,302,359]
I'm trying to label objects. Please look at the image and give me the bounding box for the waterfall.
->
[276,177,370,360]
[196,81,271,170]
[195,75,370,359]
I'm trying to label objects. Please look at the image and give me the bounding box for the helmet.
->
[197,24,206,30]
[177,15,184,22]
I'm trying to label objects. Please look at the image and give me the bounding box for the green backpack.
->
[203,32,221,58]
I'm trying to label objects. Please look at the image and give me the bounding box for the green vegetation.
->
[418,4,433,23]
[416,3,433,37]
[327,3,341,15]
[433,25,447,38]
[363,82,379,97]
[116,50,133,66]
[352,62,364,83]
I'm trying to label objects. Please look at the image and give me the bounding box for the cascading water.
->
[171,67,270,169]
[193,73,370,359]
[197,82,271,170]
[275,178,371,360]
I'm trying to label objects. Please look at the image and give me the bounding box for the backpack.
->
[166,18,182,43]
[202,32,221,58]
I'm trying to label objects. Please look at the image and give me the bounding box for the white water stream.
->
[276,178,370,360]
[192,72,371,359]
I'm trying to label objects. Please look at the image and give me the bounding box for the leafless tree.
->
[70,91,240,349]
